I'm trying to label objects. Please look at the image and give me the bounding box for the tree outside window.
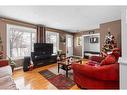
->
[7,24,36,59]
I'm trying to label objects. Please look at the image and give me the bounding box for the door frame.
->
[66,34,73,57]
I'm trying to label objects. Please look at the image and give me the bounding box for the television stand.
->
[31,52,57,67]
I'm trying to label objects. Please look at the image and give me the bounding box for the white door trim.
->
[66,34,73,57]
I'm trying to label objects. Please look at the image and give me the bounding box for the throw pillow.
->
[100,55,116,66]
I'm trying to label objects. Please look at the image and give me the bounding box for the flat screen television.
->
[34,43,53,54]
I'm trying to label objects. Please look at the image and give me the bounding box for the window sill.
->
[12,57,24,60]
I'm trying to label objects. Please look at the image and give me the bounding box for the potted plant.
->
[0,50,16,72]
[8,57,16,72]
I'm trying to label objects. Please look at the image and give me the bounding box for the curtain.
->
[37,25,46,43]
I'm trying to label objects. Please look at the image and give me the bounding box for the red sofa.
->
[72,52,119,89]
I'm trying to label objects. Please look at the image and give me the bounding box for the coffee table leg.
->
[58,63,59,73]
[80,60,82,64]
[66,70,68,77]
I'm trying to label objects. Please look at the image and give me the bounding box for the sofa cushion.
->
[0,65,12,78]
[100,55,116,66]
[0,75,17,90]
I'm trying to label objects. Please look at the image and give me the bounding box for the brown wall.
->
[0,17,37,29]
[73,29,100,56]
[100,20,121,51]
[73,33,82,56]
[73,20,121,56]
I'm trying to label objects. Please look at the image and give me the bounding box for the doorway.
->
[82,33,100,58]
[66,35,73,57]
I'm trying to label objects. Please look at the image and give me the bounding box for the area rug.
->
[39,69,75,89]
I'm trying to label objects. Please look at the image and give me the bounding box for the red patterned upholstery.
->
[0,60,9,67]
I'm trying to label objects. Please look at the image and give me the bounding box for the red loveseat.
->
[72,51,119,89]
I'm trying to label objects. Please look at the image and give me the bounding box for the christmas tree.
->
[101,32,117,56]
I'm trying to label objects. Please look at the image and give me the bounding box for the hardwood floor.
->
[12,63,80,90]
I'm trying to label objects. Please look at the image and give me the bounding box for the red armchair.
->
[72,51,120,89]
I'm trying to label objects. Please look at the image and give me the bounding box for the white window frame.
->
[46,31,59,54]
[7,24,36,59]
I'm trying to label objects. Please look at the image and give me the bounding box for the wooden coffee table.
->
[57,56,82,77]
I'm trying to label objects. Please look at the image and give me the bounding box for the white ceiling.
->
[0,6,122,32]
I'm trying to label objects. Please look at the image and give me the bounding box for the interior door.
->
[66,35,73,57]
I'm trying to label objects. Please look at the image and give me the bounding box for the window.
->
[46,31,59,54]
[76,37,81,46]
[67,38,72,47]
[7,24,36,59]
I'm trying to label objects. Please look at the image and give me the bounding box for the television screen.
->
[90,37,98,43]
[34,43,53,54]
